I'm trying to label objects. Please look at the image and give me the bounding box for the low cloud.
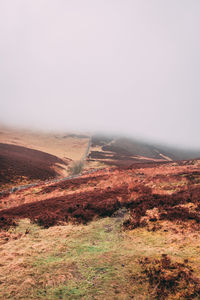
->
[0,0,200,149]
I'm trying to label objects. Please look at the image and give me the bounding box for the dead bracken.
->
[0,159,199,231]
[139,255,200,299]
[0,143,68,187]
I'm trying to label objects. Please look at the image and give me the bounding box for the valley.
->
[0,128,200,299]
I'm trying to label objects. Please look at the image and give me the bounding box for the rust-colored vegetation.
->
[0,139,200,299]
[123,185,200,231]
[87,135,171,168]
[0,185,126,228]
[139,255,200,299]
[2,130,200,299]
[0,143,68,189]
[0,158,200,231]
[0,215,17,231]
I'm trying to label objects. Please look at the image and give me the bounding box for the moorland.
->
[0,127,200,299]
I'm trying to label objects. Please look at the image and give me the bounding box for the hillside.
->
[0,126,90,190]
[0,159,200,299]
[0,143,68,189]
[87,134,200,168]
[1,128,200,299]
[0,126,90,161]
[1,128,200,192]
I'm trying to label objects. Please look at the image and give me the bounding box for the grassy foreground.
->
[1,214,200,299]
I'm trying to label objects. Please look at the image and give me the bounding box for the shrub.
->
[139,255,200,299]
[0,216,17,231]
[68,160,84,175]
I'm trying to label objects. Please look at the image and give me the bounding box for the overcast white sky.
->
[0,0,200,148]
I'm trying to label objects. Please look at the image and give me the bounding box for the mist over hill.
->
[1,1,200,298]
[1,1,200,149]
[89,134,200,163]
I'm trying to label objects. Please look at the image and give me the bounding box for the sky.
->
[0,0,200,149]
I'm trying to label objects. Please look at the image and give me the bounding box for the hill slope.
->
[0,143,68,189]
[87,135,200,168]
[0,126,90,190]
[0,159,200,299]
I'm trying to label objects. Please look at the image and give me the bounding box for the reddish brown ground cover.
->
[39,174,108,195]
[0,185,128,228]
[0,143,68,187]
[90,135,200,162]
[123,185,200,231]
[139,255,200,299]
[87,135,170,168]
[0,159,199,230]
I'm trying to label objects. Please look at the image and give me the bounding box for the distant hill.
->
[1,127,200,190]
[0,126,90,190]
[0,143,68,189]
[87,134,200,167]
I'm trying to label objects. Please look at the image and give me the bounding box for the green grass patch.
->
[1,217,200,299]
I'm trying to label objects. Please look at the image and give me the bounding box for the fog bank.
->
[0,1,200,149]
